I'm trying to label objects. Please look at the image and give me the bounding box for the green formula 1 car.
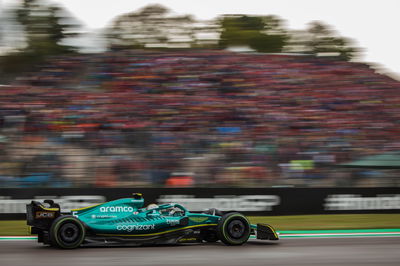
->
[26,193,278,249]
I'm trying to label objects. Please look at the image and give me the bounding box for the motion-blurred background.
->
[1,0,400,189]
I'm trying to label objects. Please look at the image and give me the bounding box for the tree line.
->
[0,0,359,77]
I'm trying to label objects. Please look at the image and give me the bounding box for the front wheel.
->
[50,216,86,249]
[216,212,250,245]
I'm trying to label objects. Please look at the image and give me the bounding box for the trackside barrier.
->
[0,187,399,219]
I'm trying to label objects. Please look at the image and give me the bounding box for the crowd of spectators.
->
[1,50,399,187]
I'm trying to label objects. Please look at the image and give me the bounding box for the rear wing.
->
[26,200,61,231]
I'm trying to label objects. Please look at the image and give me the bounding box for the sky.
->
[2,0,400,78]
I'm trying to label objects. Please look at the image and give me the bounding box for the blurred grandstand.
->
[0,50,399,188]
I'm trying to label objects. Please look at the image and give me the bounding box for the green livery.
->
[27,193,278,249]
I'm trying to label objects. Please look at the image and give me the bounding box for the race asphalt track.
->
[1,237,399,266]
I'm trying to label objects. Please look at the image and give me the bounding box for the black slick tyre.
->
[216,212,250,245]
[50,216,86,249]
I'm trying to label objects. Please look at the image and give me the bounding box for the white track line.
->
[2,232,400,241]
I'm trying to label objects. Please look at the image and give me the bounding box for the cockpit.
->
[144,203,186,217]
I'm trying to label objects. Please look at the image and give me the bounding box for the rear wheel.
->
[216,212,250,245]
[50,216,85,249]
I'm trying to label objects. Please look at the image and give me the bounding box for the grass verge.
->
[1,214,399,235]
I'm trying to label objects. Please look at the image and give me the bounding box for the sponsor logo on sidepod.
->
[100,206,134,213]
[166,219,180,226]
[91,214,117,219]
[117,224,155,232]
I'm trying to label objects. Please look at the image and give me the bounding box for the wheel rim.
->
[227,220,245,239]
[59,223,79,243]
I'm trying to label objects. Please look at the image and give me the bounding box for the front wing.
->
[255,223,279,240]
